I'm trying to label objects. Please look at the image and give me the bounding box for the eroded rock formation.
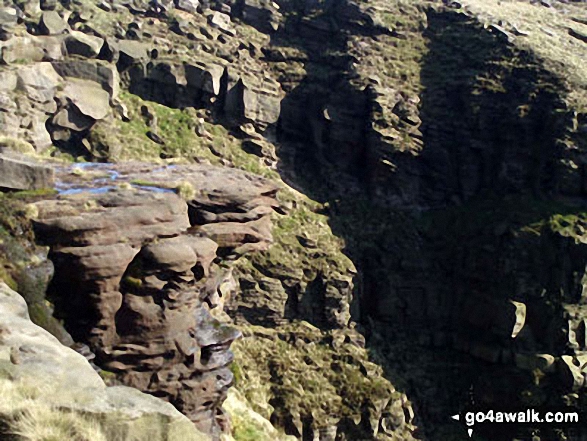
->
[32,163,280,438]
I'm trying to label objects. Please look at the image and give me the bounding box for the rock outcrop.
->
[255,0,587,439]
[0,0,422,438]
[31,162,280,439]
[0,0,585,440]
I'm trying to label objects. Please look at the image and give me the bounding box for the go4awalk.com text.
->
[451,408,581,438]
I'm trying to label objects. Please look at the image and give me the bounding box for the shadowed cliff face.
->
[258,1,587,440]
[31,163,280,439]
[419,9,572,204]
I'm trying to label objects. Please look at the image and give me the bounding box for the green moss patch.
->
[232,323,396,433]
[0,191,67,343]
[91,91,279,179]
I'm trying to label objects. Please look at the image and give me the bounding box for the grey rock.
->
[52,60,120,100]
[40,0,58,10]
[0,71,17,92]
[176,0,200,13]
[559,355,585,391]
[38,35,65,61]
[98,1,113,12]
[0,7,18,39]
[17,63,62,91]
[148,61,187,86]
[51,107,94,132]
[569,27,587,44]
[242,139,276,162]
[116,39,151,69]
[515,353,556,373]
[61,78,111,120]
[225,77,282,126]
[239,0,282,33]
[0,153,54,191]
[16,63,62,104]
[185,62,225,95]
[151,0,174,14]
[208,11,234,35]
[28,119,54,152]
[64,31,105,58]
[0,281,103,388]
[39,10,68,35]
[1,37,45,64]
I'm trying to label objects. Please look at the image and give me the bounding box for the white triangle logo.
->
[468,428,473,437]
[451,414,460,421]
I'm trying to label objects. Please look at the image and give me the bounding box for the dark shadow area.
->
[44,247,99,342]
[418,10,570,205]
[262,2,587,440]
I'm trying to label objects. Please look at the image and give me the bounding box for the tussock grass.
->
[231,324,394,431]
[225,389,294,441]
[176,181,197,201]
[0,378,106,441]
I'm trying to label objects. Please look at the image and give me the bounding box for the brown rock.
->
[32,163,281,437]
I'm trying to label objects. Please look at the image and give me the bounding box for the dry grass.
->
[176,181,197,201]
[0,378,106,441]
[224,389,295,441]
[230,324,394,432]
[12,410,107,441]
[0,377,208,441]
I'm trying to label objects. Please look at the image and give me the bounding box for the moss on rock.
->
[231,323,416,440]
[0,192,67,344]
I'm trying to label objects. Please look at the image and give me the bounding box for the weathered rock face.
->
[32,163,280,439]
[0,0,279,158]
[0,59,118,153]
[0,0,418,439]
[0,282,211,441]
